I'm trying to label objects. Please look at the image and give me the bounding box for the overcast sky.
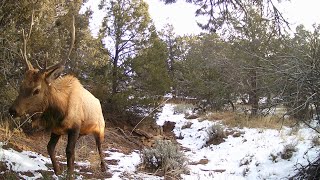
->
[145,0,320,35]
[82,0,320,37]
[278,0,320,31]
[144,0,203,36]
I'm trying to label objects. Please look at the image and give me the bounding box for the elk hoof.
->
[66,173,75,180]
[53,166,62,175]
[101,162,107,172]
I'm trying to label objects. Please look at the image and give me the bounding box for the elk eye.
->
[33,89,40,96]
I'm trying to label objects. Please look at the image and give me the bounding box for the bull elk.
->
[8,16,106,178]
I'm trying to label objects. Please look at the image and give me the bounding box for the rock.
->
[163,121,176,133]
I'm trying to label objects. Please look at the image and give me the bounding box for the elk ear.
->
[45,66,65,84]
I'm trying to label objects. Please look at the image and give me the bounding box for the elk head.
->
[8,59,66,119]
[9,15,75,120]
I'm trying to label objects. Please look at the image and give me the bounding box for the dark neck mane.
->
[38,75,79,129]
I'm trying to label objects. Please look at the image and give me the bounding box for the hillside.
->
[0,103,319,179]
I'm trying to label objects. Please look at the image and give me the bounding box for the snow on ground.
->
[0,142,51,179]
[157,104,320,179]
[104,149,141,179]
[0,103,319,179]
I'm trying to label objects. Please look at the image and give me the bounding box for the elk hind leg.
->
[94,133,106,172]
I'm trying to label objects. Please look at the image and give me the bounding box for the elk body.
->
[8,60,107,177]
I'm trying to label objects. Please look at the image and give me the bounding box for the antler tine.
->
[21,29,34,70]
[36,53,49,72]
[45,58,66,72]
[44,56,48,70]
[35,60,43,70]
[67,15,75,60]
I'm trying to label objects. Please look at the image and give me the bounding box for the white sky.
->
[145,0,320,35]
[144,0,204,36]
[82,0,320,36]
[278,0,320,31]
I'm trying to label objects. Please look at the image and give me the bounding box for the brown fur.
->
[9,69,107,178]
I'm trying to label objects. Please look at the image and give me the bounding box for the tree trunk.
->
[112,49,119,95]
[249,69,258,116]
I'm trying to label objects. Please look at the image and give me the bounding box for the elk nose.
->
[9,107,17,117]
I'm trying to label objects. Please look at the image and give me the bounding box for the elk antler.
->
[67,15,75,60]
[41,15,75,73]
[20,10,35,70]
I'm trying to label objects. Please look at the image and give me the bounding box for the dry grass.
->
[0,119,36,153]
[201,111,296,129]
[88,153,101,171]
[169,102,297,129]
[75,136,108,177]
[200,111,235,122]
[76,136,97,161]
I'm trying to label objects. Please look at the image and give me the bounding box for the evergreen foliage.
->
[1,0,320,124]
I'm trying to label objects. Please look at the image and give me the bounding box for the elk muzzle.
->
[9,101,25,118]
[8,106,18,118]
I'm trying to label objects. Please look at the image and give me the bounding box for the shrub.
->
[181,122,193,129]
[173,103,195,115]
[0,171,20,180]
[269,153,278,163]
[142,140,188,178]
[311,136,320,146]
[281,143,297,160]
[239,154,253,167]
[205,124,226,146]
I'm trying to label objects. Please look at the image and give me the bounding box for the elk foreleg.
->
[66,128,80,179]
[47,133,61,175]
